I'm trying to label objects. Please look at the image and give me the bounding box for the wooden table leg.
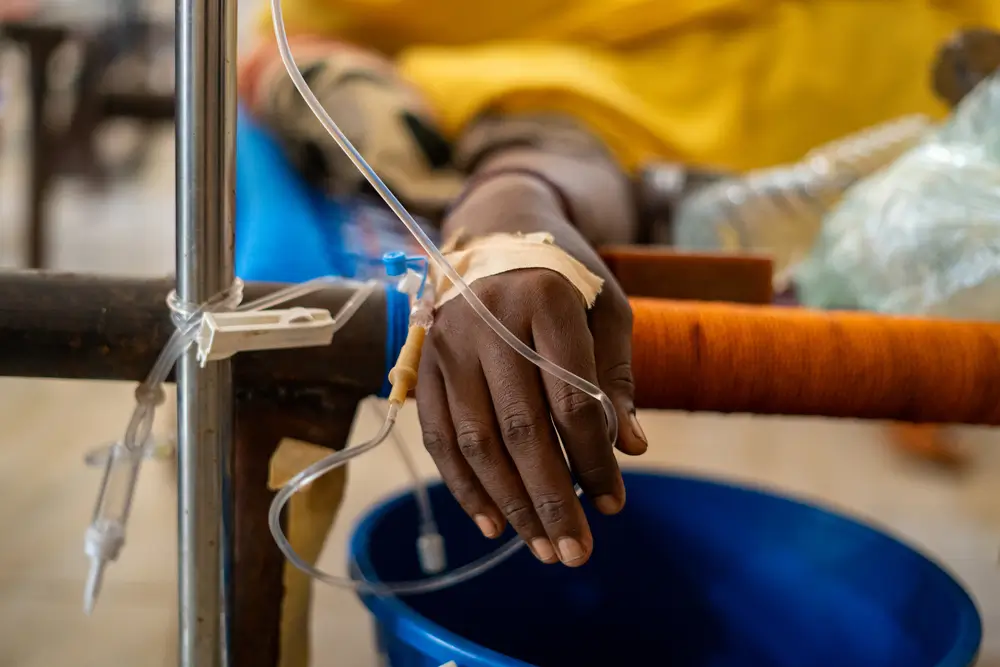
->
[233,391,364,667]
[886,423,966,469]
[22,30,64,269]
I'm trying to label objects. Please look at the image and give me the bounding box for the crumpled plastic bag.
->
[672,116,930,290]
[796,73,1000,320]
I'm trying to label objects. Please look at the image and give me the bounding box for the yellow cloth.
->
[268,438,349,667]
[262,0,1000,172]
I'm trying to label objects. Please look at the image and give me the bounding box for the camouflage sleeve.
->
[453,113,616,173]
[239,37,463,219]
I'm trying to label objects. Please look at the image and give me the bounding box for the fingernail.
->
[558,537,586,565]
[630,412,648,448]
[530,538,557,563]
[474,514,498,538]
[595,494,623,515]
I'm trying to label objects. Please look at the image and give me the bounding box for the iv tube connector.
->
[387,324,426,405]
[83,519,124,615]
[384,319,446,574]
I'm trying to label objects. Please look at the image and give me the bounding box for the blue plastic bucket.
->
[350,471,981,667]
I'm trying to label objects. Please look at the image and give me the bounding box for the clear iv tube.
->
[268,0,617,595]
[370,398,437,534]
[269,0,617,444]
[268,402,528,596]
[83,277,379,612]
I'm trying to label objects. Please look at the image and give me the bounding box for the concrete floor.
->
[0,382,998,667]
[1,14,999,666]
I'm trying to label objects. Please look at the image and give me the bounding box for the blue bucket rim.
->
[348,469,982,667]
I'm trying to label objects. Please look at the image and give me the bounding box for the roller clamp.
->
[196,308,336,366]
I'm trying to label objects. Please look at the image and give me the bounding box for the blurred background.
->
[0,1,999,666]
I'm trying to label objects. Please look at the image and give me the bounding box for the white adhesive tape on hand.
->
[431,232,604,310]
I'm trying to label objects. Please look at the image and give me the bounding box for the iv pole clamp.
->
[175,0,237,663]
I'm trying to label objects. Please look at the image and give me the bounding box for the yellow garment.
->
[266,0,1000,172]
[274,0,1000,172]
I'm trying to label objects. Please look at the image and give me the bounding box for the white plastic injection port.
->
[396,270,423,298]
[417,532,446,575]
[83,519,125,614]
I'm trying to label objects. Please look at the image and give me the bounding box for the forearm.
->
[441,173,622,298]
[450,114,638,247]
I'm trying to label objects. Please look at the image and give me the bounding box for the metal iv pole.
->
[174,0,237,663]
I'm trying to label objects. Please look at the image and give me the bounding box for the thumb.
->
[590,295,647,456]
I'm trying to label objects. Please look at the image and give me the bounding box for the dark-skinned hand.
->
[416,174,647,567]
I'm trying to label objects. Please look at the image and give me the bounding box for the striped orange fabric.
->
[630,299,1000,426]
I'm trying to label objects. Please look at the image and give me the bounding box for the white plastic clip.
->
[396,270,423,298]
[417,531,446,575]
[196,308,336,366]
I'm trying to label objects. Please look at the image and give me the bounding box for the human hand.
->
[416,175,648,568]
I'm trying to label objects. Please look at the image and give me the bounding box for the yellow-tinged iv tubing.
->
[267,0,619,594]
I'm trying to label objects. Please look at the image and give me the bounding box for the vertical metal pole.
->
[175,0,237,663]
